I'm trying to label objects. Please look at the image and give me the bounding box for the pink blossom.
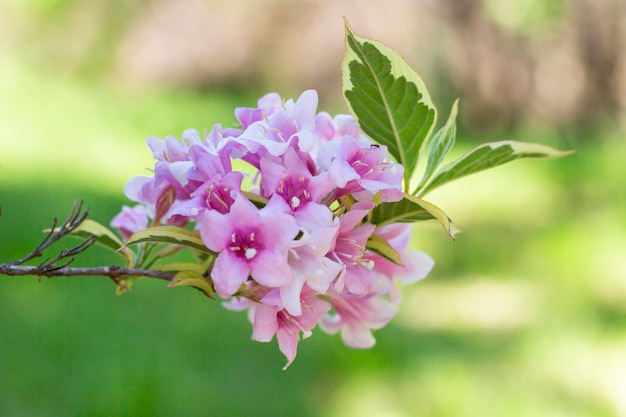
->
[169,171,243,220]
[279,206,341,315]
[259,147,334,212]
[200,195,299,298]
[113,89,439,368]
[251,288,331,369]
[317,135,404,202]
[319,289,398,349]
[235,90,320,167]
[369,223,435,285]
[330,201,377,296]
[110,205,149,240]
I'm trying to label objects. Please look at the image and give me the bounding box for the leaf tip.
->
[448,223,462,241]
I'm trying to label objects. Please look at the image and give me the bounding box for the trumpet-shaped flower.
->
[251,287,331,369]
[200,195,299,298]
[110,205,149,240]
[319,289,398,349]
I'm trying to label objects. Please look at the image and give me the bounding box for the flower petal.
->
[212,250,250,298]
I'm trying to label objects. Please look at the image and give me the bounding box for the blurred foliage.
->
[3,0,625,138]
[483,0,566,34]
[1,1,625,416]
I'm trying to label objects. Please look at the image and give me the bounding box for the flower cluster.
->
[112,90,434,368]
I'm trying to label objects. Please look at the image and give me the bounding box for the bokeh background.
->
[1,0,625,416]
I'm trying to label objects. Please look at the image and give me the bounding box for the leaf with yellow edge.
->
[366,234,404,266]
[115,278,134,296]
[125,226,213,254]
[419,140,574,196]
[154,262,209,275]
[167,270,214,298]
[343,19,437,190]
[62,219,134,265]
[370,193,460,240]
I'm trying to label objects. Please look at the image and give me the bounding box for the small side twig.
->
[9,200,90,267]
[0,200,176,283]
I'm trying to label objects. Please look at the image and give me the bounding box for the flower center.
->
[278,175,310,210]
[229,231,260,260]
[207,182,235,214]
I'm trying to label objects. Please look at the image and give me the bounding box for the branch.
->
[8,200,90,267]
[0,200,175,284]
[0,264,174,281]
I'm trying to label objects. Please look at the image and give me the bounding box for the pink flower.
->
[235,92,283,129]
[169,171,243,220]
[200,195,299,298]
[235,90,320,167]
[330,201,378,296]
[251,288,331,369]
[279,207,341,315]
[110,205,149,240]
[319,289,398,349]
[259,147,334,212]
[369,224,435,285]
[317,135,404,202]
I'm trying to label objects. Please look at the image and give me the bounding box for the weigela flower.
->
[251,287,331,370]
[200,195,299,298]
[110,205,149,240]
[113,89,434,368]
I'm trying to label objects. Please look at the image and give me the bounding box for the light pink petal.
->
[259,157,286,197]
[212,251,250,298]
[314,112,335,140]
[339,201,375,233]
[258,92,283,115]
[308,172,335,202]
[319,314,342,335]
[276,328,299,370]
[258,211,298,250]
[365,297,399,329]
[341,323,376,349]
[250,249,292,288]
[292,250,342,294]
[343,267,375,296]
[396,251,435,284]
[279,274,306,316]
[329,158,359,188]
[124,176,153,202]
[299,296,331,331]
[229,195,261,228]
[289,89,318,131]
[252,304,279,342]
[200,210,232,252]
[294,202,336,235]
[334,114,361,138]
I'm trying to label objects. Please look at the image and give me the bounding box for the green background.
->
[1,1,625,416]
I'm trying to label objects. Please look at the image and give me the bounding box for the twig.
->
[8,200,90,267]
[0,200,174,283]
[0,264,174,281]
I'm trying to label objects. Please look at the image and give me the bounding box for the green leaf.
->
[342,19,437,189]
[124,226,213,254]
[66,219,134,265]
[115,279,134,296]
[167,270,214,299]
[420,140,574,196]
[366,234,404,266]
[242,191,268,209]
[153,262,209,275]
[370,193,460,240]
[415,99,458,193]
